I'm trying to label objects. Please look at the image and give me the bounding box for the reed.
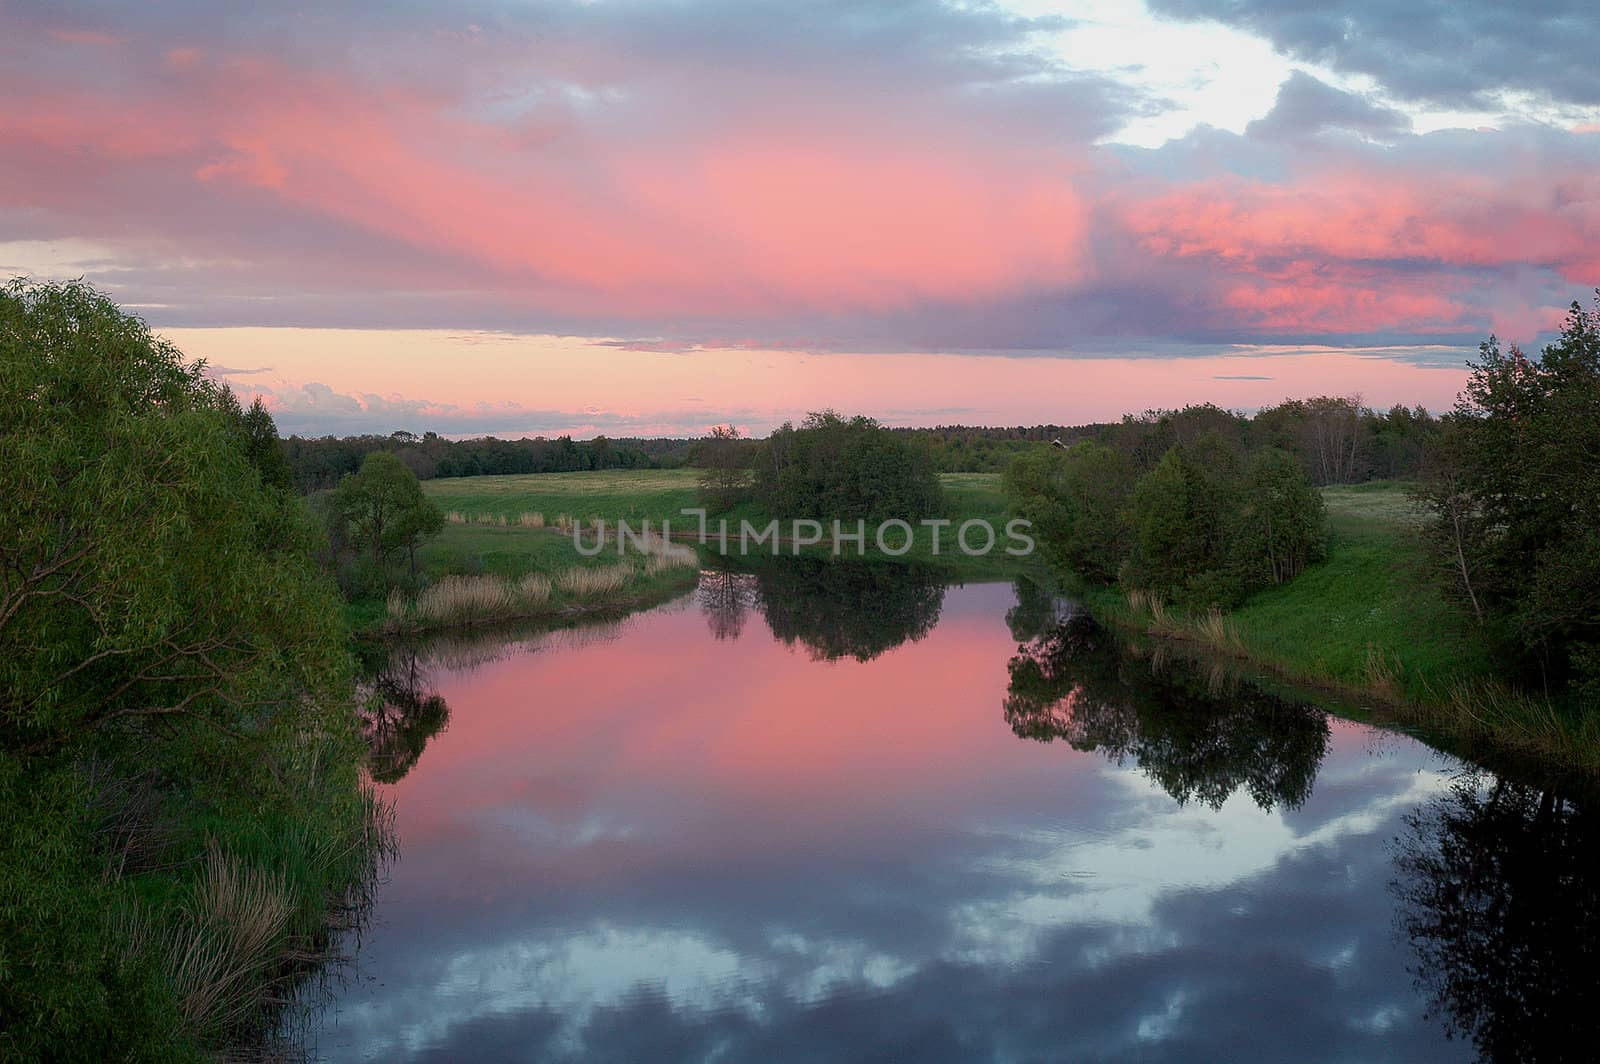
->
[1194,607,1243,654]
[557,563,630,597]
[517,572,553,604]
[118,846,294,1042]
[517,511,546,528]
[413,574,518,625]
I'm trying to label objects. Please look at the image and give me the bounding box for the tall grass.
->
[389,543,694,630]
[518,572,552,603]
[118,846,293,1043]
[557,563,630,597]
[412,574,521,626]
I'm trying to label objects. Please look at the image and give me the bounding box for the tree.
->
[1121,434,1242,607]
[694,424,752,512]
[1411,420,1488,625]
[0,279,370,1053]
[1418,300,1600,688]
[0,278,350,752]
[750,411,942,521]
[1003,441,1135,584]
[330,451,444,580]
[1229,447,1326,587]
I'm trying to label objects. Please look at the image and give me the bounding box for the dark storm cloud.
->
[1148,0,1600,109]
[1247,71,1412,141]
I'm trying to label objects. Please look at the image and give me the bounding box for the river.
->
[311,564,1596,1062]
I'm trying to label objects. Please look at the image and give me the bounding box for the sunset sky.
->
[5,0,1598,436]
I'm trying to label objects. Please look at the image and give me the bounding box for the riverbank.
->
[1070,482,1600,774]
[350,518,701,637]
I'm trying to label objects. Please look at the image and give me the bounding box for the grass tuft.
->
[118,845,293,1043]
[557,564,630,597]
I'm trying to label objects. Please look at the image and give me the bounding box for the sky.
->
[4,0,1599,437]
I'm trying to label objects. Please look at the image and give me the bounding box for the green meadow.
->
[1090,481,1600,772]
[419,469,1029,581]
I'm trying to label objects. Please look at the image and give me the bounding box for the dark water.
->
[316,565,1598,1063]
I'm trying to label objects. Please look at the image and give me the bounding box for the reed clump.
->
[117,846,293,1043]
[412,574,519,625]
[518,572,553,604]
[1194,607,1244,654]
[557,563,630,597]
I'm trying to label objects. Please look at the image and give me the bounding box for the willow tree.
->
[0,278,350,752]
[0,279,367,1055]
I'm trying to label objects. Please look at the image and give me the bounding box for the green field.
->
[423,469,703,526]
[421,470,1028,579]
[1227,482,1493,702]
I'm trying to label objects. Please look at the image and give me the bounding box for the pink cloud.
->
[2,5,1596,350]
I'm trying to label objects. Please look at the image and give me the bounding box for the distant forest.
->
[281,397,1438,492]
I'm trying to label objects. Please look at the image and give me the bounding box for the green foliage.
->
[329,450,445,580]
[1002,441,1134,583]
[1009,426,1327,612]
[1229,447,1328,587]
[0,279,381,1057]
[1417,300,1600,690]
[751,411,943,521]
[0,277,350,752]
[283,431,683,491]
[0,758,198,1061]
[1121,433,1247,608]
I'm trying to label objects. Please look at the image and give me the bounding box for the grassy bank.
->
[1080,482,1600,773]
[355,518,701,636]
[2,744,391,1060]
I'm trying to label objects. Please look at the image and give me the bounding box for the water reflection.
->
[1007,612,1330,811]
[317,582,1498,1063]
[701,556,946,662]
[359,648,452,785]
[1393,777,1600,1062]
[696,566,757,642]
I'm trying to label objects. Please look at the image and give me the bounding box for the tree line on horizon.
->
[275,394,1441,493]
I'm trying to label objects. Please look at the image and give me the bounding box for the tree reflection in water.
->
[697,565,758,642]
[1393,777,1600,1063]
[702,556,946,663]
[1005,611,1330,810]
[359,648,452,784]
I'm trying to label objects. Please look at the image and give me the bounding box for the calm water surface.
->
[313,567,1594,1063]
